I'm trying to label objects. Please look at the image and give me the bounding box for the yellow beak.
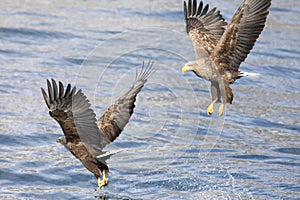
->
[182,66,187,73]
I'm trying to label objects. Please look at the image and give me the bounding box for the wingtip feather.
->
[51,79,58,100]
[46,79,53,102]
[41,87,50,109]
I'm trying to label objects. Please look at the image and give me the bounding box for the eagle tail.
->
[240,71,260,78]
[96,149,124,160]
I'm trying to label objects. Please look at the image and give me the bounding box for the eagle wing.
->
[41,79,110,157]
[184,0,227,59]
[97,61,154,143]
[213,0,271,71]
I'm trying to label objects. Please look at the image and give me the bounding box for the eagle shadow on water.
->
[181,0,271,116]
[41,61,155,190]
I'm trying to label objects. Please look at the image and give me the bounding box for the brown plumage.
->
[41,61,154,190]
[182,0,271,116]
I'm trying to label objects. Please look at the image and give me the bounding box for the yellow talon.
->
[207,103,214,115]
[96,171,109,190]
[218,104,224,116]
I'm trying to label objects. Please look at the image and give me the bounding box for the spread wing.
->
[41,79,110,157]
[184,0,227,59]
[213,0,271,71]
[97,61,154,142]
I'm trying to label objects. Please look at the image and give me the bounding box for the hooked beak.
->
[182,65,188,73]
[182,63,192,73]
[56,136,65,144]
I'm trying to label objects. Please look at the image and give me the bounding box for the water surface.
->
[0,0,299,199]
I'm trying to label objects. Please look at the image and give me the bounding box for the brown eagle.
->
[181,0,271,116]
[41,62,154,190]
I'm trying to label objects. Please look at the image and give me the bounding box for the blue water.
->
[1,0,299,199]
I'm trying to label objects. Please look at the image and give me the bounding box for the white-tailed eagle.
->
[41,62,154,190]
[182,0,271,116]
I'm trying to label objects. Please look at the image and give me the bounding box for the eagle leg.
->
[207,99,218,115]
[207,102,214,115]
[208,82,221,115]
[218,82,232,116]
[218,103,225,116]
[96,171,109,190]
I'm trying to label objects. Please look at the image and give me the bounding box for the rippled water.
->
[1,0,299,199]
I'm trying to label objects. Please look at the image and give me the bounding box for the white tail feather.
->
[240,71,260,78]
[96,149,124,159]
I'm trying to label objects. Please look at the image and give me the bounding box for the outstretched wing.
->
[213,0,271,71]
[97,61,154,143]
[184,0,227,59]
[41,79,110,156]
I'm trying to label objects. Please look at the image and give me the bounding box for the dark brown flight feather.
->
[213,0,271,71]
[184,0,227,59]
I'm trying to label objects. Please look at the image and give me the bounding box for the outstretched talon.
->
[218,104,225,116]
[207,103,214,115]
[95,172,109,191]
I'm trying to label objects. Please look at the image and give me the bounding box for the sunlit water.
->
[0,0,299,199]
